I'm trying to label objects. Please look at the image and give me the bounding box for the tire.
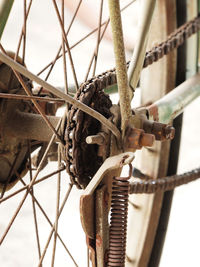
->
[126,1,199,267]
[148,1,187,265]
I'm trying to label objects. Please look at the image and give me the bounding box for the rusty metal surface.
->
[0,57,59,192]
[95,185,109,267]
[147,73,200,124]
[128,0,156,95]
[108,0,132,135]
[125,127,155,150]
[143,14,200,68]
[83,152,134,196]
[3,110,60,142]
[65,80,113,189]
[65,14,200,189]
[0,56,33,192]
[107,166,132,267]
[142,120,175,141]
[80,194,94,239]
[80,152,134,240]
[80,153,134,267]
[86,236,96,267]
[129,167,200,194]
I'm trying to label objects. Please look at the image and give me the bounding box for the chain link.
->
[65,14,200,188]
[129,167,200,194]
[143,15,200,67]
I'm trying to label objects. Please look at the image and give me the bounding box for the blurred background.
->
[0,0,200,266]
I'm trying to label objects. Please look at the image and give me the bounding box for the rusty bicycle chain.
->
[65,14,200,189]
[143,14,200,67]
[106,166,200,267]
[129,167,200,194]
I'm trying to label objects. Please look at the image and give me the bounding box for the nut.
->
[140,133,155,147]
[125,127,155,150]
[164,125,175,140]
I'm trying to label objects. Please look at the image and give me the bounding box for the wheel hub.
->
[0,52,58,193]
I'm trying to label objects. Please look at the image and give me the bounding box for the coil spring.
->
[107,165,132,267]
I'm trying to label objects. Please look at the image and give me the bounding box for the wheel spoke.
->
[37,0,82,96]
[0,92,66,103]
[0,49,121,139]
[15,0,33,61]
[0,44,63,144]
[15,174,77,266]
[61,0,69,98]
[0,117,63,244]
[0,1,138,265]
[0,167,65,204]
[27,141,42,262]
[52,0,79,90]
[84,0,104,81]
[0,189,29,245]
[84,16,110,82]
[17,72,63,143]
[37,22,108,77]
[38,183,78,267]
[0,152,21,199]
[22,0,27,64]
[37,0,135,78]
[51,145,62,266]
[92,0,104,77]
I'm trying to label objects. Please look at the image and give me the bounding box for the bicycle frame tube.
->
[0,0,14,39]
[128,0,156,98]
[108,0,132,135]
[108,0,156,134]
[147,73,200,123]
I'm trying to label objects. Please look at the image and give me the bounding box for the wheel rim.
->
[126,1,177,266]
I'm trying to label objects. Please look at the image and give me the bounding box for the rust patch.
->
[80,194,94,239]
[125,127,155,150]
[86,236,96,267]
[96,234,103,247]
[103,190,109,206]
[143,120,175,141]
[148,104,159,121]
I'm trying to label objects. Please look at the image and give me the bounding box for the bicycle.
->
[0,0,199,266]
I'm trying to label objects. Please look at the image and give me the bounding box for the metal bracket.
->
[80,152,134,239]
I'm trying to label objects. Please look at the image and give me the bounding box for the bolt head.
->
[164,126,175,140]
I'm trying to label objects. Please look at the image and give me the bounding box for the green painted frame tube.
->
[147,73,200,124]
[0,0,14,39]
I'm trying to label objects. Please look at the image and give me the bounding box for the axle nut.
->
[140,133,155,147]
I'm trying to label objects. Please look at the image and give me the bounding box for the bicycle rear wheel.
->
[0,0,199,266]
